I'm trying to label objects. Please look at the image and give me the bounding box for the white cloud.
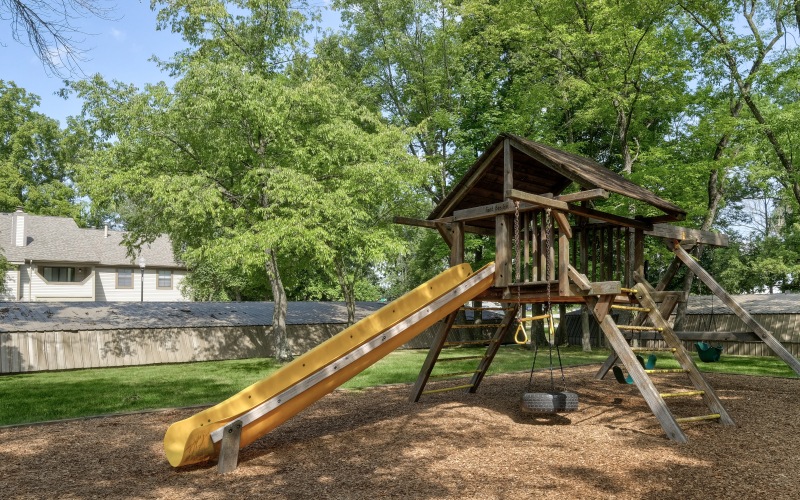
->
[111,28,126,42]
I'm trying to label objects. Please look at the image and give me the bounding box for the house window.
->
[41,267,78,283]
[116,269,133,289]
[157,270,173,289]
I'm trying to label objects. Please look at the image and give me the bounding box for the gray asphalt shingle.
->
[0,211,181,267]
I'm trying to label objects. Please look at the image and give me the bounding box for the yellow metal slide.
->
[164,262,495,467]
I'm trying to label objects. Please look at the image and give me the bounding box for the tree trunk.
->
[581,304,591,352]
[265,247,291,362]
[334,258,357,326]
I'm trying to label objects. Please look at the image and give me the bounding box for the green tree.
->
[72,1,423,357]
[0,80,79,216]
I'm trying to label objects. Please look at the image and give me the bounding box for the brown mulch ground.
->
[2,366,799,499]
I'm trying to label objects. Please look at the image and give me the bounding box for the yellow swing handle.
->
[514,322,528,345]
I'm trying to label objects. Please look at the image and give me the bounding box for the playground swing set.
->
[163,133,800,473]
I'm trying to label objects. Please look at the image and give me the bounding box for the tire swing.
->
[519,208,579,414]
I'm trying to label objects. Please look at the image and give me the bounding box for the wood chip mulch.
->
[2,366,799,499]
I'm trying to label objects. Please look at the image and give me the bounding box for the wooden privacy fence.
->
[564,311,800,357]
[0,301,369,374]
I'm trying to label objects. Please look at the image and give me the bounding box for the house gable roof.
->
[428,133,687,225]
[0,211,182,268]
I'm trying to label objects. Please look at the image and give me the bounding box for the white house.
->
[0,208,187,302]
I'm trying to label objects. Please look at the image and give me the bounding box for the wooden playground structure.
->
[165,132,800,473]
[397,132,800,443]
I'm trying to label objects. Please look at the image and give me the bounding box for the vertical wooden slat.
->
[624,228,631,287]
[615,227,622,281]
[515,213,521,283]
[580,224,588,277]
[559,229,570,296]
[634,228,644,278]
[523,212,530,282]
[591,228,599,282]
[533,211,540,280]
[547,215,555,280]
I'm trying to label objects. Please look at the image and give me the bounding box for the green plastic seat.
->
[695,342,723,363]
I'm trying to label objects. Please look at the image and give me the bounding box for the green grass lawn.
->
[0,345,795,426]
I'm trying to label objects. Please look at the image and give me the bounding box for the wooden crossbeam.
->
[649,225,729,247]
[555,189,609,203]
[393,216,494,237]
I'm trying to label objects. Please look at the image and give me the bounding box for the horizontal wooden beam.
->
[555,189,609,203]
[568,204,653,231]
[567,281,622,297]
[393,216,494,237]
[432,190,654,231]
[642,213,685,223]
[674,331,760,342]
[507,189,570,211]
[447,200,521,223]
[647,224,729,247]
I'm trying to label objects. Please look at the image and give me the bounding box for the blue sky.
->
[2,1,340,127]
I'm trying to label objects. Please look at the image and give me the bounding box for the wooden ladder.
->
[409,304,520,402]
[591,278,735,443]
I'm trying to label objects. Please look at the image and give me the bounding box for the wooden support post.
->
[217,419,243,474]
[409,313,458,402]
[559,229,570,296]
[503,139,513,197]
[495,214,512,287]
[449,222,464,266]
[671,240,800,376]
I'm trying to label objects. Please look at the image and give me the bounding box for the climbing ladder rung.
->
[437,355,485,362]
[645,368,689,374]
[618,325,663,332]
[611,305,651,312]
[429,370,480,379]
[451,324,497,329]
[444,340,498,346]
[620,287,638,294]
[421,384,474,395]
[631,347,676,353]
[675,413,721,423]
[660,390,705,399]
